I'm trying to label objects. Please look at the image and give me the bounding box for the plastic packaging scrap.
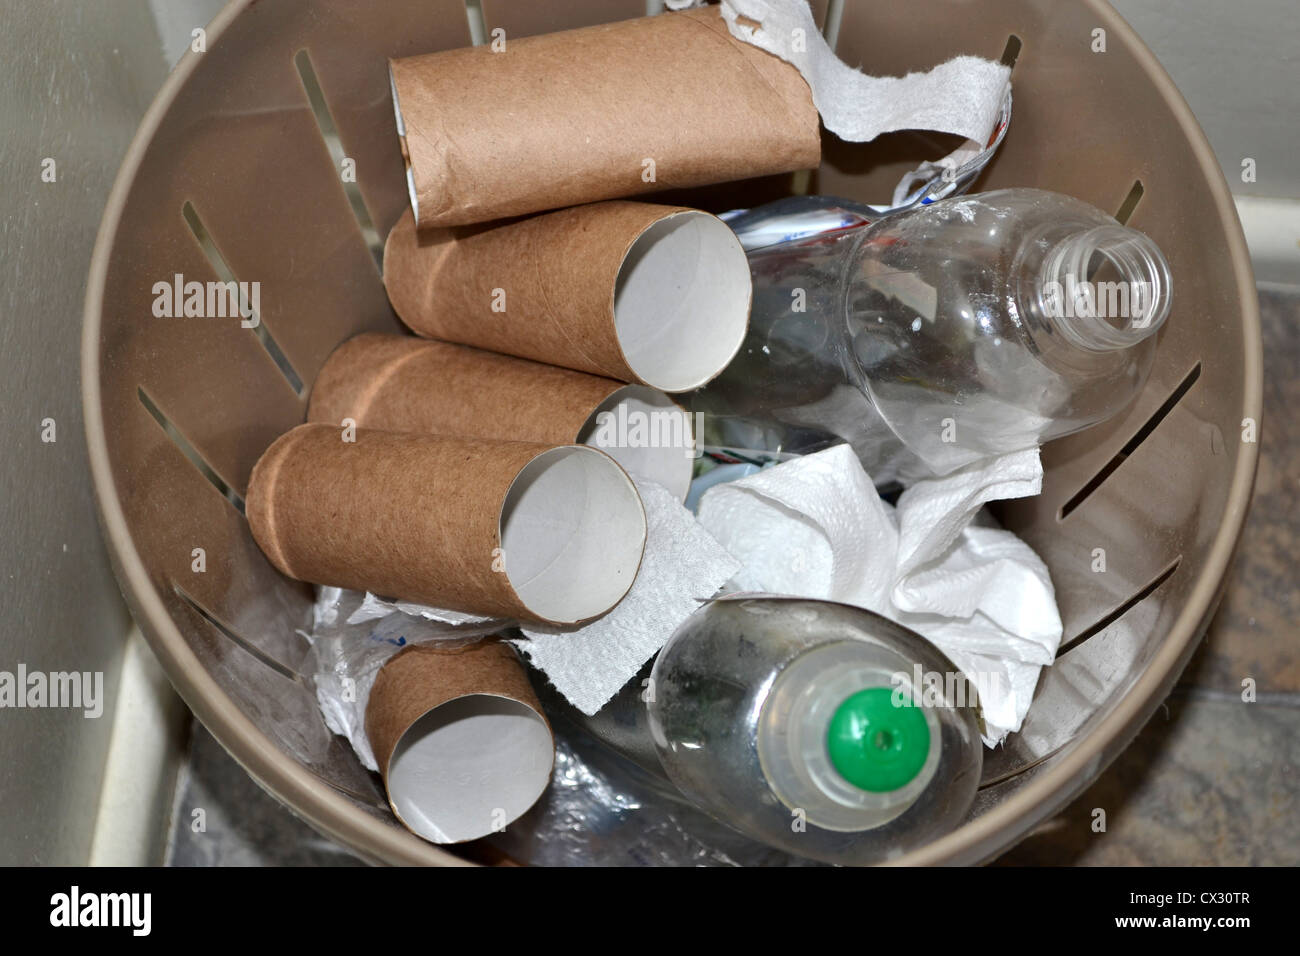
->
[307,589,822,861]
[487,722,821,867]
[720,194,877,251]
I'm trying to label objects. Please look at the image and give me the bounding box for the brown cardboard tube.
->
[246,424,647,624]
[389,6,820,228]
[383,201,751,392]
[366,641,554,844]
[307,334,695,501]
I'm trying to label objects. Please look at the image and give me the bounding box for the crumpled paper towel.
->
[697,444,1061,744]
[512,480,740,714]
[668,0,1012,206]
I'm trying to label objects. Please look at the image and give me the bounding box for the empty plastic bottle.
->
[554,596,983,865]
[694,188,1173,481]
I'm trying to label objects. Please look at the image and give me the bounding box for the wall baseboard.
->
[87,629,188,866]
[1235,196,1300,289]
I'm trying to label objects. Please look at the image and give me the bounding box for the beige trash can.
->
[83,0,1261,865]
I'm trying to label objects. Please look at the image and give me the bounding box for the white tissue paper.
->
[697,444,1062,745]
[511,480,742,714]
[669,0,1012,206]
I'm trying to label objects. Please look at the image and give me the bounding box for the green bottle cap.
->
[826,687,931,793]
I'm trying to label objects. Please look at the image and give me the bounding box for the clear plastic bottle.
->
[693,188,1173,480]
[640,596,983,865]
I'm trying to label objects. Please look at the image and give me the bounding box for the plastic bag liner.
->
[487,708,823,867]
[309,587,818,863]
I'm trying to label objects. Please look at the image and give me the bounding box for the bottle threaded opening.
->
[1039,225,1172,351]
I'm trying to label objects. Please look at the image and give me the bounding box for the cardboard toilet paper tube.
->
[246,424,647,624]
[383,201,752,392]
[366,641,554,844]
[389,5,820,229]
[308,334,696,501]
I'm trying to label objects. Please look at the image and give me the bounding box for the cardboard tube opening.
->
[500,446,645,624]
[578,386,694,502]
[614,211,751,392]
[387,694,552,844]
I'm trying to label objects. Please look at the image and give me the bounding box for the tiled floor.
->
[994,688,1300,865]
[167,286,1298,867]
[1176,288,1299,696]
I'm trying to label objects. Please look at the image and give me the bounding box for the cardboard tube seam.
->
[309,335,623,445]
[529,221,613,379]
[308,338,429,429]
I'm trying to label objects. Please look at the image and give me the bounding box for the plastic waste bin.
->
[83,0,1261,865]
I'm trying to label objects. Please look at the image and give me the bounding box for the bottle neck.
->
[1036,225,1172,351]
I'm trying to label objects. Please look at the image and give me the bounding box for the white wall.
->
[149,0,229,68]
[0,0,164,864]
[1110,0,1300,201]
